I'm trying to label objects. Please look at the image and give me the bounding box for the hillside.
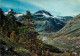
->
[47,14,80,53]
[55,14,80,36]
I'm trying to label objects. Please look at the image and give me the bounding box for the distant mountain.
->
[4,9,26,21]
[34,10,52,18]
[32,10,65,33]
[14,13,26,21]
[53,16,73,23]
[4,9,73,34]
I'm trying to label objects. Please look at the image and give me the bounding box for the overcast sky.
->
[1,0,80,16]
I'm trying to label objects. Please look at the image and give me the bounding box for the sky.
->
[1,0,80,16]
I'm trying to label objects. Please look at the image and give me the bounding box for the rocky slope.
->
[45,14,80,53]
[32,10,66,34]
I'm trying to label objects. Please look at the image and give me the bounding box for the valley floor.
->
[38,35,80,56]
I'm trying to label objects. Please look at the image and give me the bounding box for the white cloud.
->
[2,0,80,16]
[18,0,80,16]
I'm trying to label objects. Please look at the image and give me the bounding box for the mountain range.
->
[32,10,73,34]
[4,9,73,34]
[3,9,80,54]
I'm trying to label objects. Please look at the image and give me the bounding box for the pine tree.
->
[26,11,32,19]
[7,13,17,33]
[25,11,36,29]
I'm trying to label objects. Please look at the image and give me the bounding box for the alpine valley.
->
[1,8,80,56]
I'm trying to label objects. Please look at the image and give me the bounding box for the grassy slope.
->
[49,14,80,53]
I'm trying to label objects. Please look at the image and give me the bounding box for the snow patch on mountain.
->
[14,14,24,17]
[34,10,52,18]
[4,9,26,21]
[43,12,52,18]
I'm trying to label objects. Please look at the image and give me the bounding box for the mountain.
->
[34,10,52,18]
[4,9,26,21]
[14,13,26,21]
[57,16,73,23]
[4,9,72,34]
[32,10,66,34]
[48,14,80,52]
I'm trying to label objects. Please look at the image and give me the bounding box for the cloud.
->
[1,0,80,16]
[18,0,80,16]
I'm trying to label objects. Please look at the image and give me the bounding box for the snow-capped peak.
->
[34,10,52,18]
